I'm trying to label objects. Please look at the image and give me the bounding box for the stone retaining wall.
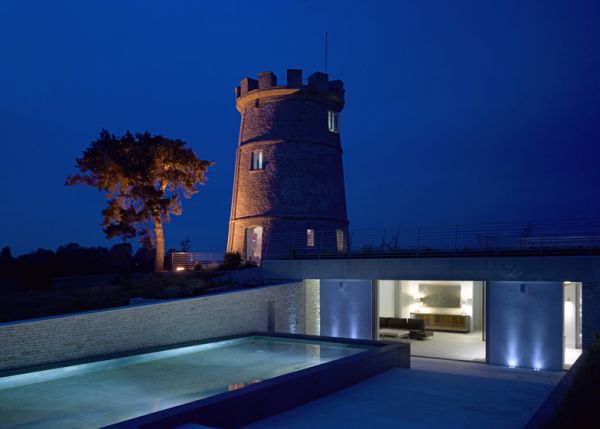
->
[0,282,304,371]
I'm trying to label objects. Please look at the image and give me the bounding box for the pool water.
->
[0,336,370,428]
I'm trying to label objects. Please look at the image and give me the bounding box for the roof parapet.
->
[287,69,302,88]
[239,78,258,97]
[258,71,277,89]
[308,72,328,92]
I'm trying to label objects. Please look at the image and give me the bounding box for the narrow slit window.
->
[251,150,263,170]
[307,229,315,247]
[336,229,345,252]
[328,110,339,133]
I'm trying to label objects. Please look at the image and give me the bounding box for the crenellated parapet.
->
[235,69,345,112]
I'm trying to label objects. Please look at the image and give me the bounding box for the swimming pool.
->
[0,335,376,428]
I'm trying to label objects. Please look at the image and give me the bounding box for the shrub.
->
[243,259,258,268]
[219,252,243,270]
[16,269,52,290]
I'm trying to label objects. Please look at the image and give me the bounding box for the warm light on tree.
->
[66,130,214,272]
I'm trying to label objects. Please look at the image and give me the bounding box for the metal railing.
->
[264,218,600,260]
[171,252,224,271]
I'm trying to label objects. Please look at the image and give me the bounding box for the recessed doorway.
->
[564,281,582,369]
[245,226,263,263]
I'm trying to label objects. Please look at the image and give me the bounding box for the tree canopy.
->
[66,130,213,271]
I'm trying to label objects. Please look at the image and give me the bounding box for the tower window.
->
[328,110,339,133]
[250,150,263,170]
[307,229,315,247]
[336,229,345,252]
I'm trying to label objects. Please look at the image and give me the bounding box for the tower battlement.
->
[235,69,345,109]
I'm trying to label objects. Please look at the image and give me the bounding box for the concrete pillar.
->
[320,279,374,340]
[487,281,563,371]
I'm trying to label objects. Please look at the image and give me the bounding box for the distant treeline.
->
[0,243,159,287]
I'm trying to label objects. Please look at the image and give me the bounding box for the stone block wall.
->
[232,140,347,220]
[305,279,320,335]
[0,282,305,371]
[240,98,341,148]
[229,215,349,260]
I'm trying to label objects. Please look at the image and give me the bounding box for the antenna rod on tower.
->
[325,32,328,73]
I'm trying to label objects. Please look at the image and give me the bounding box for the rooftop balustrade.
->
[264,218,600,260]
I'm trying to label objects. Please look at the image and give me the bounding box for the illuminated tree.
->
[67,130,213,272]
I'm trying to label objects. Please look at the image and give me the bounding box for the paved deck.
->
[244,357,564,429]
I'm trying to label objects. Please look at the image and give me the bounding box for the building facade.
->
[262,253,600,371]
[227,69,349,262]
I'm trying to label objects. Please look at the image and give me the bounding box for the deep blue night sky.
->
[1,0,599,255]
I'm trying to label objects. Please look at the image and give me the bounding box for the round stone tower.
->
[227,69,349,261]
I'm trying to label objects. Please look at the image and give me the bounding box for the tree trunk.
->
[153,215,165,272]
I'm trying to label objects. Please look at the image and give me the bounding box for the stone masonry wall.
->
[228,70,349,258]
[233,139,347,220]
[305,279,321,335]
[0,282,305,371]
[240,97,341,148]
[229,218,348,260]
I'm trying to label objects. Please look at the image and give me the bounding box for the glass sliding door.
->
[377,280,486,362]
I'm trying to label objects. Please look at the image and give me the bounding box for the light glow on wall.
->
[305,279,321,336]
[349,322,359,339]
[505,327,545,369]
[489,281,564,371]
[532,338,544,371]
[401,280,474,319]
[320,279,373,340]
[288,298,298,333]
[505,322,520,369]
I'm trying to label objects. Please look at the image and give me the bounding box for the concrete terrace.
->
[244,357,564,429]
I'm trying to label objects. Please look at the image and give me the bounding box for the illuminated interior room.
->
[377,280,486,362]
[563,281,583,369]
